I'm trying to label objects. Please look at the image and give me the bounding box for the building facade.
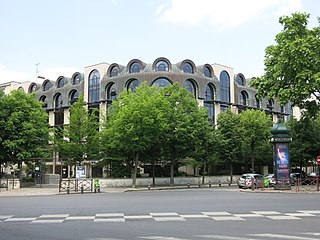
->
[1,57,298,177]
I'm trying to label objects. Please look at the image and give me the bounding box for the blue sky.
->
[0,0,319,84]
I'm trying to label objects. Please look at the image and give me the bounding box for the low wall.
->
[99,176,239,188]
[0,178,20,191]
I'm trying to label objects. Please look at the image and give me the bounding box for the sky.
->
[0,0,319,84]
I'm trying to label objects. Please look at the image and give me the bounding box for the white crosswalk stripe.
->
[250,233,320,240]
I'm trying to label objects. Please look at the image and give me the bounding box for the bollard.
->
[198,179,201,188]
[187,183,190,188]
[81,186,84,194]
[148,183,151,190]
[67,187,70,194]
[98,185,100,193]
[218,180,221,187]
[209,180,211,188]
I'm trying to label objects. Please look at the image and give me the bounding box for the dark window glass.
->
[182,62,193,73]
[255,95,261,109]
[54,110,64,126]
[152,78,171,88]
[73,75,81,85]
[204,84,215,123]
[88,70,100,103]
[236,75,245,86]
[128,79,140,92]
[267,99,274,111]
[58,78,64,88]
[184,80,196,97]
[204,66,212,77]
[110,66,119,77]
[43,81,51,91]
[39,96,48,108]
[155,61,169,71]
[54,93,63,108]
[69,90,79,105]
[130,62,141,73]
[30,85,37,93]
[240,91,248,106]
[220,71,230,103]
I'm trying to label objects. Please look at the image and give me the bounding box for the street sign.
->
[316,156,320,165]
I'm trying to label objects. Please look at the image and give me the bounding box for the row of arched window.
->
[39,90,79,108]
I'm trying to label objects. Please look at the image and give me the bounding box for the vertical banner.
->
[76,166,86,178]
[275,142,289,181]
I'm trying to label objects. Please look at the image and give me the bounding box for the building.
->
[1,57,297,177]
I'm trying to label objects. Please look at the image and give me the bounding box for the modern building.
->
[1,57,298,177]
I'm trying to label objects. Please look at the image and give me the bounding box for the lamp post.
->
[270,119,292,190]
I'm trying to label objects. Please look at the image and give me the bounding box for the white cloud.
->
[0,65,78,85]
[156,0,304,29]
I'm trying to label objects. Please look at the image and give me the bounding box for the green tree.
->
[0,90,49,178]
[240,109,273,173]
[102,83,167,187]
[54,96,100,176]
[287,116,320,170]
[160,83,210,186]
[213,109,243,183]
[251,12,320,117]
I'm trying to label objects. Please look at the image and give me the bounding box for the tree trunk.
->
[132,153,139,188]
[229,162,233,185]
[202,159,207,185]
[152,159,155,187]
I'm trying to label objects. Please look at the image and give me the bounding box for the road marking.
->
[94,218,125,223]
[298,210,320,214]
[211,216,244,221]
[124,215,153,219]
[32,219,64,223]
[284,213,316,217]
[65,216,95,220]
[5,217,37,222]
[180,214,210,218]
[250,233,320,240]
[202,212,231,216]
[39,214,69,218]
[0,215,13,219]
[265,215,300,220]
[153,217,185,222]
[150,212,179,216]
[95,213,124,217]
[234,214,264,217]
[251,211,281,215]
[140,237,190,240]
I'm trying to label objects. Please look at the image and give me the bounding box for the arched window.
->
[129,62,141,73]
[106,83,117,101]
[110,66,119,77]
[240,91,249,106]
[184,79,196,97]
[69,90,79,105]
[54,93,63,108]
[220,71,230,112]
[151,78,172,88]
[43,81,51,91]
[73,73,81,85]
[255,95,261,109]
[267,99,274,111]
[204,84,215,124]
[57,78,64,88]
[236,75,245,86]
[182,62,193,73]
[155,60,169,71]
[39,96,48,108]
[203,65,212,78]
[88,70,100,103]
[127,79,140,92]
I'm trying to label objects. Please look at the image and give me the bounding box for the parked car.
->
[237,173,266,189]
[308,172,320,184]
[265,174,276,187]
[290,172,310,185]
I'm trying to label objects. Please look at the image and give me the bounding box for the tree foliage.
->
[54,96,100,169]
[251,12,320,117]
[239,109,273,172]
[0,90,49,166]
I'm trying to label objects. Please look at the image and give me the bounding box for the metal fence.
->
[59,178,96,193]
[0,177,20,191]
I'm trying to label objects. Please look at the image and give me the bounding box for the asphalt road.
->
[1,187,320,240]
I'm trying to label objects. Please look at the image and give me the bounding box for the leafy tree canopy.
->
[251,12,320,117]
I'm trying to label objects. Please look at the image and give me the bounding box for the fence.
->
[0,177,20,191]
[59,178,98,193]
[293,178,320,192]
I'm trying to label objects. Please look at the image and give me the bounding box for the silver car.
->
[237,173,265,189]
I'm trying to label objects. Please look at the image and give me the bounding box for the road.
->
[0,187,320,240]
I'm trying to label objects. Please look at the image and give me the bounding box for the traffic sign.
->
[316,155,320,165]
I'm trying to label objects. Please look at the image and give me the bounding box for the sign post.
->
[317,156,320,191]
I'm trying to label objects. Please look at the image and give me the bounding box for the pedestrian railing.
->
[0,177,20,191]
[59,178,99,193]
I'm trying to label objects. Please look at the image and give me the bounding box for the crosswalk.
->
[86,233,320,240]
[0,210,319,224]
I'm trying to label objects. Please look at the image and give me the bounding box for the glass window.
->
[88,70,100,103]
[204,84,215,123]
[128,79,140,92]
[151,78,172,88]
[69,90,79,105]
[184,79,196,97]
[130,62,141,73]
[54,93,63,108]
[110,66,119,77]
[43,81,51,91]
[255,95,261,109]
[236,75,245,86]
[182,62,193,73]
[73,74,81,85]
[240,91,248,106]
[220,71,230,112]
[57,78,64,88]
[39,96,48,108]
[155,60,169,71]
[204,66,212,77]
[267,99,274,111]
